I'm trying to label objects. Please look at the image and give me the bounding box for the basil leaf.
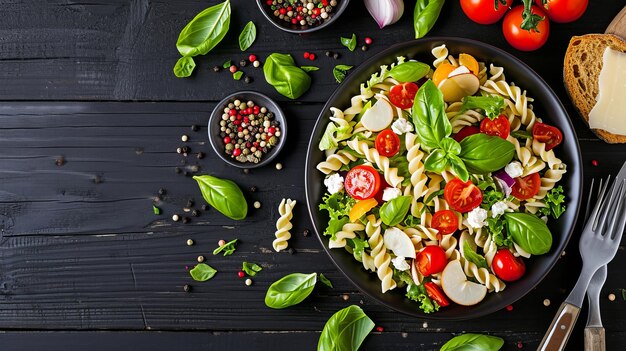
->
[448,154,469,182]
[462,241,488,269]
[238,21,256,51]
[189,263,217,282]
[424,148,448,173]
[263,53,312,99]
[223,60,232,69]
[440,138,461,155]
[265,272,317,309]
[388,61,430,83]
[242,261,263,276]
[174,0,231,77]
[173,56,196,78]
[233,71,243,80]
[459,133,515,174]
[504,212,552,255]
[460,96,505,120]
[511,130,533,139]
[440,333,504,351]
[193,175,248,220]
[213,239,238,256]
[300,65,320,72]
[152,205,161,215]
[319,273,334,289]
[412,80,451,150]
[413,0,445,39]
[333,65,353,83]
[317,305,374,351]
[340,33,357,51]
[380,195,412,226]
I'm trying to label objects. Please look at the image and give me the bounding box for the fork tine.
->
[595,178,622,234]
[591,175,612,229]
[584,178,596,221]
[605,179,626,237]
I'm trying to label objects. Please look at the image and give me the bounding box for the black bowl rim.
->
[255,0,351,34]
[208,90,287,169]
[304,37,583,320]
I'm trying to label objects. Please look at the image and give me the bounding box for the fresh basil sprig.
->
[242,261,263,276]
[413,0,445,39]
[213,239,238,256]
[264,53,312,99]
[460,95,505,120]
[458,134,515,174]
[340,33,357,51]
[380,195,412,226]
[193,175,247,220]
[173,0,231,78]
[462,241,488,269]
[388,61,430,83]
[333,65,354,83]
[189,263,217,282]
[265,272,317,309]
[504,212,552,255]
[317,305,374,351]
[440,333,504,351]
[238,21,256,51]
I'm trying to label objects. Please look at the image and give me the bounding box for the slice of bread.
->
[563,34,626,143]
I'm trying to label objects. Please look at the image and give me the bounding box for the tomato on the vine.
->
[389,82,419,109]
[492,249,526,282]
[431,210,458,235]
[461,0,513,25]
[444,178,483,213]
[502,5,550,51]
[375,129,401,157]
[480,115,510,139]
[511,173,541,200]
[532,122,563,151]
[344,165,381,200]
[424,282,450,307]
[535,0,587,23]
[416,246,448,277]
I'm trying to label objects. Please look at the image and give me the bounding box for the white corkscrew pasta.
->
[273,198,296,252]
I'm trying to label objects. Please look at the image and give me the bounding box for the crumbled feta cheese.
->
[491,201,508,218]
[324,173,344,194]
[382,187,402,201]
[467,207,488,228]
[505,161,524,178]
[392,256,410,271]
[391,117,414,135]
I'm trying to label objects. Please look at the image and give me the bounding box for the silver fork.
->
[538,170,626,351]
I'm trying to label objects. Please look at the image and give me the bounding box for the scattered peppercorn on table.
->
[0,1,625,350]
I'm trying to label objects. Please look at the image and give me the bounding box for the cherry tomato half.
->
[344,165,381,200]
[535,0,587,23]
[375,129,401,157]
[461,0,513,25]
[389,82,419,109]
[480,115,510,139]
[444,178,483,213]
[492,249,526,282]
[503,5,550,52]
[511,172,541,200]
[532,122,563,151]
[416,246,448,277]
[424,282,450,307]
[453,125,480,142]
[431,210,458,235]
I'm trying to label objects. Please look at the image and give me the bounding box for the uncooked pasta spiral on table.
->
[273,198,296,252]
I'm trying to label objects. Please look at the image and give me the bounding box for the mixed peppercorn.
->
[219,99,281,164]
[265,0,339,29]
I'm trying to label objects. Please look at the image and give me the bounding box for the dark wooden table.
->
[1,1,625,350]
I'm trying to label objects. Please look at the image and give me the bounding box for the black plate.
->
[304,37,583,320]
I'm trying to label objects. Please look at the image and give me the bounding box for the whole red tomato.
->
[535,0,588,23]
[415,246,448,277]
[461,0,513,25]
[492,249,526,282]
[502,5,550,51]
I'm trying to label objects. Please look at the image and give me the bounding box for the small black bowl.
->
[208,91,287,169]
[255,0,350,34]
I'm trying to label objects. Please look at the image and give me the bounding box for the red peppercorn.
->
[375,326,384,332]
[309,53,316,60]
[229,65,237,73]
[237,271,245,278]
[322,0,329,5]
[591,159,598,166]
[291,18,297,24]
[517,342,523,349]
[243,117,250,123]
[296,14,303,21]
[267,127,276,135]
[266,0,272,5]
[228,109,237,116]
[303,52,310,59]
[313,8,321,15]
[237,127,243,132]
[233,148,241,157]
[223,136,231,144]
[248,54,257,62]
[287,6,292,11]
[253,106,260,113]
[297,6,303,11]
[311,14,316,19]
[365,37,373,45]
[506,305,513,311]
[279,8,287,15]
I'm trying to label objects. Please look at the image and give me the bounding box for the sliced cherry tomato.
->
[461,0,513,25]
[453,125,480,142]
[375,129,401,157]
[431,210,458,235]
[416,246,448,277]
[389,82,419,109]
[511,173,541,200]
[424,282,450,307]
[532,122,563,151]
[480,114,510,139]
[444,178,483,213]
[502,5,550,52]
[344,165,381,200]
[535,0,587,23]
[492,249,526,282]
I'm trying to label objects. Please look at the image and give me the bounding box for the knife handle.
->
[584,327,606,351]
[537,302,581,351]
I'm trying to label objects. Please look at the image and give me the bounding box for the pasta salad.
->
[316,44,567,313]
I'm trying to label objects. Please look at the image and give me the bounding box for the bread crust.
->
[563,34,626,144]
